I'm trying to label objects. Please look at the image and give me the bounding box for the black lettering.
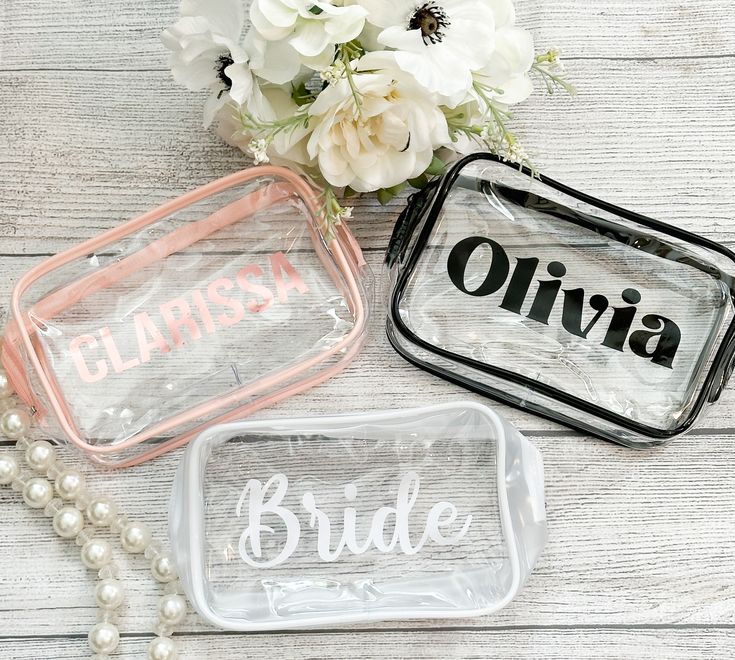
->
[629,315,681,369]
[445,238,681,370]
[447,236,509,297]
[500,257,539,314]
[602,288,641,352]
[561,291,609,338]
[527,262,566,325]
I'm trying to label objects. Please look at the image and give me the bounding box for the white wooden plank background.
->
[1,0,734,658]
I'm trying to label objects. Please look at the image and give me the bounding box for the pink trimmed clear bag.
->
[1,167,371,467]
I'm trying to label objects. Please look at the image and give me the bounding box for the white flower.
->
[473,25,535,106]
[243,29,303,85]
[215,87,316,174]
[337,206,353,220]
[505,139,529,165]
[162,0,263,126]
[306,52,450,192]
[248,138,270,164]
[258,87,316,171]
[319,59,346,86]
[250,0,367,65]
[354,0,498,102]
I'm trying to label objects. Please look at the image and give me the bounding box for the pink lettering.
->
[236,265,274,313]
[66,252,311,383]
[270,252,309,304]
[191,289,216,334]
[207,278,245,327]
[133,312,171,363]
[160,298,202,347]
[69,334,108,384]
[99,326,140,374]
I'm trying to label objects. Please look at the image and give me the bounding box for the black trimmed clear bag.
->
[386,153,735,448]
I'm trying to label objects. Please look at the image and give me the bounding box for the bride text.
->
[235,471,473,568]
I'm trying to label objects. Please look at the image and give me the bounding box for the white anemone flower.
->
[243,29,303,85]
[354,0,498,102]
[472,25,535,106]
[250,0,368,65]
[162,0,266,126]
[306,51,450,192]
[451,0,535,107]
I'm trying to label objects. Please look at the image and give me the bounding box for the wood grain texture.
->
[0,0,734,658]
[3,628,735,660]
[0,0,734,68]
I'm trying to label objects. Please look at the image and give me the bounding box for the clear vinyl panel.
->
[11,173,367,453]
[390,156,735,445]
[169,403,547,630]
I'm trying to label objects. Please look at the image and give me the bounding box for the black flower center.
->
[409,2,450,45]
[216,53,234,89]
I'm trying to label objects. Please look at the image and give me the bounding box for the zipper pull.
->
[385,182,438,269]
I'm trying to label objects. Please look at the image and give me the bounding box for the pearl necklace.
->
[0,368,187,659]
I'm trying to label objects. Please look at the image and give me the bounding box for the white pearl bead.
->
[0,368,13,398]
[22,478,53,509]
[81,539,113,569]
[88,621,119,654]
[151,553,177,583]
[25,440,56,473]
[55,469,85,500]
[95,578,125,610]
[148,636,178,660]
[1,408,31,439]
[0,453,19,485]
[157,594,187,626]
[53,506,85,538]
[86,497,117,526]
[121,521,151,554]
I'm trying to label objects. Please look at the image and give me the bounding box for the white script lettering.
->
[235,471,473,567]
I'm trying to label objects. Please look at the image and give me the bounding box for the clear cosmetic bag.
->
[386,154,735,448]
[1,167,371,467]
[169,402,546,630]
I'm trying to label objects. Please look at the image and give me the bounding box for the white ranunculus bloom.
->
[354,0,498,101]
[306,52,450,192]
[162,0,263,126]
[250,0,368,63]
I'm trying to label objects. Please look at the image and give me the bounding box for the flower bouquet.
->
[163,0,573,229]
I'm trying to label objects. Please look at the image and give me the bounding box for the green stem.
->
[337,42,364,114]
[319,185,348,241]
[531,51,576,96]
[239,106,310,144]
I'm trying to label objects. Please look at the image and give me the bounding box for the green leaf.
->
[377,188,395,205]
[376,182,408,205]
[291,81,315,107]
[343,186,357,198]
[309,5,323,14]
[386,182,407,196]
[425,155,446,176]
[408,174,429,189]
